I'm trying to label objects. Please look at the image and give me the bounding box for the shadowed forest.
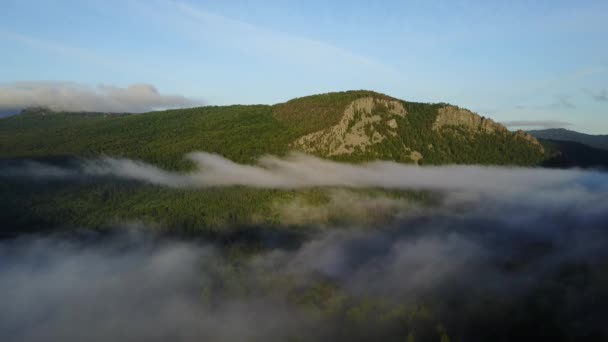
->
[1,152,607,341]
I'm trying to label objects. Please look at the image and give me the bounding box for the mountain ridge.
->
[540,138,608,169]
[0,90,545,168]
[529,128,608,151]
[0,90,600,234]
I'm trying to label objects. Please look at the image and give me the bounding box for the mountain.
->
[529,128,608,151]
[0,90,544,168]
[0,109,20,118]
[540,138,608,169]
[0,90,548,233]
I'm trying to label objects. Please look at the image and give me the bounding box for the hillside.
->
[540,139,608,169]
[529,128,608,151]
[0,90,546,233]
[0,90,545,168]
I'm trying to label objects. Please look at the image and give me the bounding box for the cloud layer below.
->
[1,165,607,340]
[1,153,608,340]
[0,81,198,113]
[43,152,608,195]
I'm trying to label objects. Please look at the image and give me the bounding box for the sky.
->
[0,0,607,133]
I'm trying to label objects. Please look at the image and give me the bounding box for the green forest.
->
[1,91,607,341]
[0,91,549,235]
[0,90,545,169]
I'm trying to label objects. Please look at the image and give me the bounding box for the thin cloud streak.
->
[502,120,573,129]
[0,30,119,69]
[528,66,608,96]
[587,88,608,102]
[142,0,392,73]
[6,152,605,196]
[84,152,600,194]
[553,94,576,109]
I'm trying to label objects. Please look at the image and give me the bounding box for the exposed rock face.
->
[409,151,423,164]
[433,106,507,134]
[515,130,544,152]
[292,99,543,162]
[292,97,410,156]
[433,105,544,153]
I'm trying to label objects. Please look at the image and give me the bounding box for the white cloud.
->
[502,120,572,129]
[0,81,198,113]
[14,152,600,197]
[2,152,608,340]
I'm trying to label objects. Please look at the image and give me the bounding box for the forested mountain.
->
[2,91,607,341]
[0,90,556,234]
[0,109,19,118]
[540,138,608,169]
[529,128,608,151]
[0,90,545,168]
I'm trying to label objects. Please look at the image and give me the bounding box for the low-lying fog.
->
[1,153,607,341]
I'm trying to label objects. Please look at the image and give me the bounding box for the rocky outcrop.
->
[515,130,544,152]
[433,106,507,134]
[433,105,543,153]
[292,97,412,156]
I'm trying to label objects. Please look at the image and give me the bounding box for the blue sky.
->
[1,0,607,133]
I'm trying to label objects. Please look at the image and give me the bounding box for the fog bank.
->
[4,152,607,196]
[1,153,608,340]
[1,176,607,340]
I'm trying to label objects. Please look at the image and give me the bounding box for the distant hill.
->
[0,109,19,118]
[0,90,545,168]
[529,128,608,151]
[540,139,608,169]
